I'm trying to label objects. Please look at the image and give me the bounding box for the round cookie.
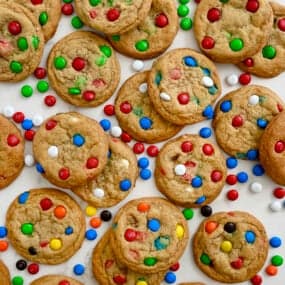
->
[8,0,61,42]
[74,0,152,35]
[108,0,178,59]
[0,260,10,285]
[259,111,285,185]
[47,31,120,107]
[30,275,83,285]
[193,211,268,283]
[72,137,138,208]
[148,48,222,126]
[212,85,284,159]
[155,134,226,208]
[33,112,108,189]
[93,230,165,285]
[110,197,189,274]
[0,115,24,190]
[0,2,44,82]
[115,71,182,143]
[194,0,273,63]
[6,188,86,264]
[237,2,285,78]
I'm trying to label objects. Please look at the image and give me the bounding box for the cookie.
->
[194,0,273,63]
[93,230,165,285]
[237,2,285,78]
[47,31,120,107]
[108,0,178,59]
[33,112,108,189]
[0,114,24,190]
[74,0,152,35]
[212,85,284,159]
[0,2,44,82]
[6,188,86,264]
[148,48,222,126]
[72,136,138,208]
[259,111,285,185]
[30,275,83,285]
[110,197,189,274]
[8,0,61,41]
[115,71,182,143]
[192,211,268,283]
[155,134,226,208]
[0,260,10,285]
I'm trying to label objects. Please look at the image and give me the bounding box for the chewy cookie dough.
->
[30,275,83,285]
[6,188,86,264]
[193,211,268,283]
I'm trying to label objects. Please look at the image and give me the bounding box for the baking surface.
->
[0,1,284,284]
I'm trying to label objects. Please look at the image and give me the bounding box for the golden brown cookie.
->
[33,112,108,189]
[193,211,268,283]
[212,85,284,159]
[0,2,44,82]
[155,134,226,208]
[93,230,165,285]
[0,115,24,190]
[148,48,221,125]
[194,0,273,63]
[30,275,83,285]
[115,71,182,143]
[7,0,61,41]
[237,2,285,78]
[110,197,189,274]
[47,31,120,107]
[6,188,86,264]
[72,137,138,208]
[74,0,152,35]
[108,0,178,59]
[259,111,285,185]
[0,260,10,285]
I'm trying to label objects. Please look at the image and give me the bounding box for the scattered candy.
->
[140,168,152,180]
[265,264,278,276]
[16,259,27,271]
[269,236,282,248]
[269,200,282,212]
[226,74,238,86]
[138,157,149,169]
[164,271,176,283]
[227,189,239,201]
[200,205,212,217]
[226,157,238,169]
[100,210,112,222]
[85,229,97,240]
[273,187,285,199]
[250,182,263,193]
[73,264,85,275]
[132,60,144,72]
[27,263,39,274]
[182,208,194,220]
[3,105,15,117]
[111,126,122,137]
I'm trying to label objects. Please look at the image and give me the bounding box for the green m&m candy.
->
[229,38,244,52]
[262,45,276,59]
[39,11,48,26]
[10,61,23,73]
[54,56,67,70]
[17,37,28,51]
[21,223,34,235]
[135,40,149,52]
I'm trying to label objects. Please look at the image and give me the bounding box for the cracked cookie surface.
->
[0,260,10,285]
[30,275,83,285]
[193,211,268,283]
[6,188,86,264]
[33,112,108,189]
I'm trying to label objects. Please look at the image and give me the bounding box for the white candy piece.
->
[132,60,144,72]
[3,105,15,118]
[248,95,259,106]
[48,145,59,158]
[111,126,122,137]
[202,76,214,87]
[250,182,263,193]
[139,83,148,93]
[174,164,186,176]
[226,74,238,86]
[93,188,105,198]
[32,114,44,126]
[269,200,282,212]
[160,92,171,101]
[24,154,35,167]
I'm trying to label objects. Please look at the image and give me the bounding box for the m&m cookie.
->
[193,211,268,283]
[0,260,10,285]
[0,2,44,82]
[30,275,83,285]
[213,85,284,159]
[47,31,120,107]
[155,134,226,208]
[194,0,273,63]
[0,115,24,190]
[74,0,152,35]
[33,112,108,189]
[237,2,285,78]
[115,71,182,144]
[108,0,178,59]
[93,230,165,285]
[6,188,86,264]
[110,197,189,273]
[72,136,138,208]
